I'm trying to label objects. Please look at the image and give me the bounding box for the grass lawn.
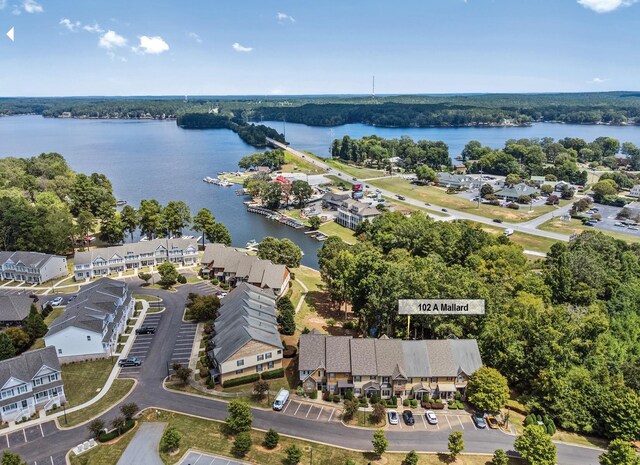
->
[539,218,640,244]
[468,222,559,254]
[62,357,118,408]
[84,409,523,465]
[282,152,327,175]
[69,421,140,465]
[325,159,387,179]
[62,379,135,427]
[370,178,564,223]
[132,294,161,302]
[28,306,66,350]
[147,306,165,314]
[318,220,356,244]
[326,175,353,187]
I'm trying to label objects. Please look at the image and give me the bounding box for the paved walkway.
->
[116,422,166,465]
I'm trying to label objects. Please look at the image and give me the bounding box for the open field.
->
[61,379,135,427]
[62,357,118,408]
[370,178,567,223]
[282,152,327,175]
[324,159,387,179]
[72,409,523,465]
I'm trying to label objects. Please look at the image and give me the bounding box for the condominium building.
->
[298,333,482,400]
[336,199,382,231]
[73,237,198,280]
[0,251,68,284]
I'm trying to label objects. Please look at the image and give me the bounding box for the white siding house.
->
[630,185,640,198]
[0,251,68,284]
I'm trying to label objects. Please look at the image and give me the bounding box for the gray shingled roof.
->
[0,251,62,269]
[210,283,282,364]
[0,295,33,323]
[45,278,129,342]
[401,340,431,378]
[325,336,352,373]
[350,338,377,376]
[74,237,198,267]
[0,346,60,389]
[298,333,327,372]
[495,183,539,199]
[374,339,404,376]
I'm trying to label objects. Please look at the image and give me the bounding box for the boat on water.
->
[203,176,215,183]
[246,239,259,248]
[116,199,127,206]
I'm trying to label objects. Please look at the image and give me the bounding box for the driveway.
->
[116,422,166,465]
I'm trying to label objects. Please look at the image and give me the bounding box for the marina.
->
[203,176,233,187]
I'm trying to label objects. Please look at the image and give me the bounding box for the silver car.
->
[426,410,438,424]
[387,410,399,425]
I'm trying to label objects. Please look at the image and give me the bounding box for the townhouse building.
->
[73,237,198,280]
[0,347,65,424]
[201,243,290,297]
[299,333,482,401]
[629,184,640,198]
[44,278,134,360]
[0,295,33,327]
[207,283,284,385]
[0,251,68,284]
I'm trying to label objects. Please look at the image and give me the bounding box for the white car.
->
[426,410,438,425]
[615,223,626,228]
[388,410,399,425]
[50,296,64,306]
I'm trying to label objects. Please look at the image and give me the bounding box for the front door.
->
[21,400,28,408]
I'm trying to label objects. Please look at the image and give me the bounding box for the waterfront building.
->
[0,252,68,285]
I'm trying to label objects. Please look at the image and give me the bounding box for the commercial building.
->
[44,278,134,360]
[0,252,68,284]
[73,237,198,280]
[207,283,284,385]
[298,332,482,401]
[201,244,290,297]
[436,173,480,189]
[495,183,540,201]
[336,199,382,230]
[0,347,65,424]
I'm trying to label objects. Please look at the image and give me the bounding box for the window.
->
[87,335,91,341]
[58,349,62,354]
[33,378,43,386]
[421,377,428,382]
[257,354,264,361]
[382,390,391,397]
[235,369,244,374]
[265,352,272,359]
[319,371,324,377]
[48,373,58,382]
[353,376,361,382]
[370,376,376,380]
[329,373,335,380]
[236,360,244,367]
[2,403,17,413]
[354,388,361,394]
[17,385,27,394]
[277,349,282,354]
[382,377,390,384]
[256,364,263,373]
[267,361,274,369]
[1,389,14,399]
[431,377,437,383]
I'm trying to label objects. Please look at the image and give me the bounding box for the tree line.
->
[319,212,640,441]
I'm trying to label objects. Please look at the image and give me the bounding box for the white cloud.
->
[232,42,253,52]
[106,51,127,62]
[188,32,202,43]
[0,0,7,10]
[59,18,81,32]
[577,0,637,13]
[277,12,295,23]
[588,77,609,84]
[98,30,128,50]
[83,23,104,34]
[22,0,42,13]
[12,4,21,15]
[134,35,170,54]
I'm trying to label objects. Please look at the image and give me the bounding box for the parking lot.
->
[179,451,249,465]
[119,313,163,377]
[0,421,66,464]
[582,203,640,236]
[280,399,341,423]
[385,410,500,433]
[168,320,197,374]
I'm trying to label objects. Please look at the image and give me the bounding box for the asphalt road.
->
[116,422,165,465]
[4,283,603,465]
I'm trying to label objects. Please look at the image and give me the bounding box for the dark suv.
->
[118,357,142,367]
[135,326,156,335]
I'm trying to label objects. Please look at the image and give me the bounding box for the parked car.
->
[29,293,39,302]
[486,416,499,429]
[216,291,228,298]
[402,410,415,425]
[425,410,438,425]
[50,296,63,306]
[493,218,503,223]
[67,295,78,304]
[396,195,406,201]
[135,326,156,335]
[615,222,625,227]
[118,357,142,367]
[375,189,382,193]
[441,208,448,212]
[352,177,357,181]
[273,388,289,411]
[472,411,487,429]
[584,221,595,227]
[388,410,399,425]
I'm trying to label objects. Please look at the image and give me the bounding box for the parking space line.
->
[397,418,402,429]
[282,400,291,414]
[293,402,302,416]
[328,408,335,422]
[5,434,9,448]
[445,415,452,429]
[470,417,477,430]
[50,456,54,465]
[457,415,464,429]
[305,404,313,418]
[316,406,323,421]
[40,423,44,437]
[23,428,27,442]
[422,414,427,428]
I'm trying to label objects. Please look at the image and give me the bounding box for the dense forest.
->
[3,92,640,127]
[319,215,640,441]
[176,113,285,147]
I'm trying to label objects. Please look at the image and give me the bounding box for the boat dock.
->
[246,204,305,229]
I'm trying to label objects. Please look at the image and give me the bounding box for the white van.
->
[273,388,289,411]
[503,228,514,236]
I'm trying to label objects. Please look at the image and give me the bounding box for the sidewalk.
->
[1,300,149,435]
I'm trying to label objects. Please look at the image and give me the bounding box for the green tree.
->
[285,445,303,465]
[88,418,105,438]
[187,294,221,321]
[279,307,296,336]
[204,221,232,246]
[466,366,509,413]
[162,200,191,237]
[160,426,181,452]
[75,210,96,238]
[591,179,618,202]
[599,439,640,465]
[372,429,389,457]
[3,328,30,353]
[600,387,640,441]
[514,425,557,465]
[263,429,280,449]
[262,182,283,210]
[253,379,269,400]
[99,207,125,244]
[492,449,508,465]
[403,450,419,465]
[226,399,253,434]
[157,261,179,288]
[193,208,216,247]
[257,237,303,268]
[416,165,438,183]
[137,272,152,284]
[291,180,313,207]
[0,332,16,360]
[309,215,321,230]
[1,451,27,465]
[342,399,360,421]
[120,205,138,242]
[232,431,253,457]
[448,430,464,458]
[120,402,138,420]
[540,184,554,195]
[171,363,192,384]
[138,199,163,239]
[480,183,495,198]
[111,415,126,436]
[23,309,47,340]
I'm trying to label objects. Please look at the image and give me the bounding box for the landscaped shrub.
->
[333,395,341,403]
[342,320,356,330]
[403,399,410,407]
[506,202,520,210]
[261,368,284,380]
[359,397,368,406]
[223,373,260,388]
[431,400,445,410]
[177,274,187,284]
[220,282,230,290]
[263,429,280,449]
[344,389,354,401]
[328,394,334,403]
[410,399,418,408]
[97,419,135,442]
[524,414,536,426]
[310,389,318,400]
[370,393,380,404]
[390,396,397,406]
[448,403,458,410]
[211,278,219,285]
[454,391,462,401]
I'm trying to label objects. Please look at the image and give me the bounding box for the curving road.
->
[5,283,602,465]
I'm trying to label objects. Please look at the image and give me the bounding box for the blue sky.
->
[0,0,639,96]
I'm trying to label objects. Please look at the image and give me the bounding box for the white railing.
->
[7,405,34,423]
[44,395,63,412]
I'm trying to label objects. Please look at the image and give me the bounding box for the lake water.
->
[3,115,640,268]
